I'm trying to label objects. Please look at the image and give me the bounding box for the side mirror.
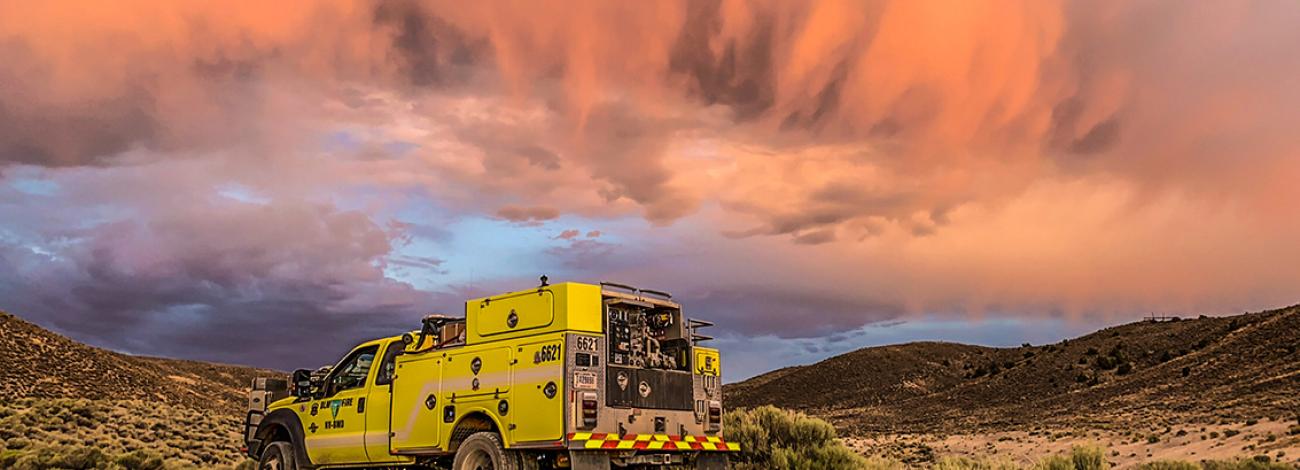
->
[291,366,333,399]
[310,365,333,398]
[291,369,313,399]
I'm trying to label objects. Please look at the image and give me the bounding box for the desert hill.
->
[0,311,284,467]
[726,305,1300,435]
[0,311,279,415]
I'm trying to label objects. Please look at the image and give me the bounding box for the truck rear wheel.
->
[453,432,519,470]
[257,441,298,470]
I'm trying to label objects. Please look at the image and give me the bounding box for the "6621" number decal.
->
[573,336,599,352]
[534,343,561,364]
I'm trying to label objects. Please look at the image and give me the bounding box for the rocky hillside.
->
[0,311,280,415]
[727,305,1300,435]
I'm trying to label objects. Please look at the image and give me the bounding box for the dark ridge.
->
[726,305,1300,435]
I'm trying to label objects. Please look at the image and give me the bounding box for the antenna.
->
[689,318,715,342]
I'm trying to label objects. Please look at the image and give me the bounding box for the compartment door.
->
[474,290,555,337]
[389,354,444,453]
[510,336,566,444]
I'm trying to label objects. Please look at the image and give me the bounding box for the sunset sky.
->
[2,1,1298,381]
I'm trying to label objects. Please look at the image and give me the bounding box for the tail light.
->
[580,392,599,428]
[707,400,722,432]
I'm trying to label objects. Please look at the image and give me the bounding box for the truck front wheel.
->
[257,441,298,470]
[453,432,520,470]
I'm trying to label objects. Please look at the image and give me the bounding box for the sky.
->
[1,1,1299,382]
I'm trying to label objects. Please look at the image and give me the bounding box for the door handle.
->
[357,397,366,413]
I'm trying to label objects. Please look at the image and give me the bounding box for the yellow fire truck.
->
[244,280,735,470]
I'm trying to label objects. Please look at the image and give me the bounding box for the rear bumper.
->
[566,433,739,451]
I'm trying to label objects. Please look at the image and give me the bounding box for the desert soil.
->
[845,419,1300,468]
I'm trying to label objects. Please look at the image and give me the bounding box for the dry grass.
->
[727,408,1299,470]
[0,398,252,469]
[2,399,1293,469]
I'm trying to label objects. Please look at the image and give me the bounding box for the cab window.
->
[375,342,403,386]
[327,345,379,395]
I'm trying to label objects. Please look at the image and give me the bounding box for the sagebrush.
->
[724,405,868,470]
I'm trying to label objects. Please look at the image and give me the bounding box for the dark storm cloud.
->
[667,1,778,121]
[0,13,280,169]
[792,229,836,245]
[1048,97,1123,156]
[371,0,488,88]
[576,102,701,224]
[682,286,905,339]
[0,191,442,370]
[0,39,158,167]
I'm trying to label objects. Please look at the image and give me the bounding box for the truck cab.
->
[245,281,734,470]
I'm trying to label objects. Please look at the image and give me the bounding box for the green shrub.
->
[9,445,108,470]
[1033,445,1108,470]
[116,450,166,470]
[0,450,22,468]
[724,406,867,470]
[1095,356,1117,370]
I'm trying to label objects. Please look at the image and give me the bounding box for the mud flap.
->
[696,453,728,470]
[570,451,611,470]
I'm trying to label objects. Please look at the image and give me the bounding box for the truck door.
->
[389,352,445,453]
[305,344,378,466]
[364,340,406,463]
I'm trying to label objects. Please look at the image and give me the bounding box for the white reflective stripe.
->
[391,364,562,442]
[306,433,366,448]
[438,364,563,391]
[392,379,440,442]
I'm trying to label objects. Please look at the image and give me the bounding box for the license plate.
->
[574,371,598,390]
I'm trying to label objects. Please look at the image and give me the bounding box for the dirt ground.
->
[844,419,1300,468]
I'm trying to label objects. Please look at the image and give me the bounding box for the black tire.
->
[257,441,298,470]
[453,432,520,470]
